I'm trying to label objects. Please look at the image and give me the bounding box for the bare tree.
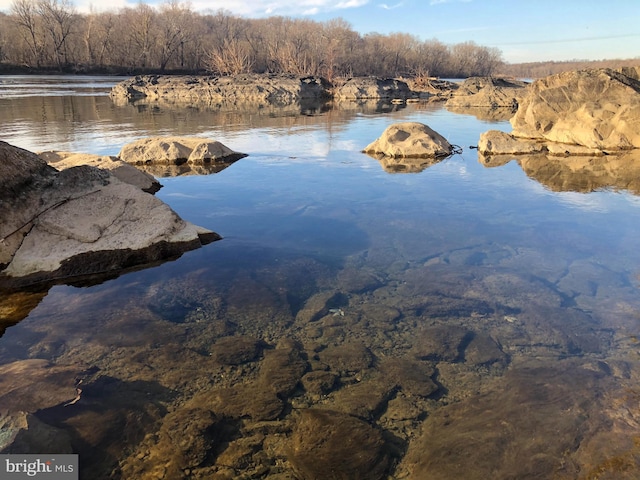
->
[11,0,46,68]
[36,0,76,69]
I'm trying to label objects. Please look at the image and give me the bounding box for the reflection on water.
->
[481,150,640,194]
[1,76,640,479]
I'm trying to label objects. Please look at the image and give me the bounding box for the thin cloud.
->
[379,2,403,9]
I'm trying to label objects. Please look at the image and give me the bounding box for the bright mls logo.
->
[1,455,78,479]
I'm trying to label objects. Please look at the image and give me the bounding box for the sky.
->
[0,0,638,63]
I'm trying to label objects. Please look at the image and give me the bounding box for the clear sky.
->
[0,0,638,63]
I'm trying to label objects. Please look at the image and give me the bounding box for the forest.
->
[0,0,504,79]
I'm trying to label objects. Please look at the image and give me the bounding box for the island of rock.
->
[478,67,640,156]
[363,122,454,159]
[0,137,246,290]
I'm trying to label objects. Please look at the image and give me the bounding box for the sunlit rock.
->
[38,150,161,193]
[118,136,247,165]
[334,76,412,100]
[0,141,219,289]
[446,76,527,111]
[512,68,640,150]
[363,122,453,158]
[110,74,332,105]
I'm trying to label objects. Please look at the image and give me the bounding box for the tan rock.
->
[511,68,640,150]
[38,150,160,193]
[118,136,247,165]
[478,130,545,155]
[446,76,526,110]
[335,77,412,100]
[0,141,219,288]
[364,122,453,158]
[110,74,331,105]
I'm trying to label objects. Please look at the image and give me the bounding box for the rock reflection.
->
[366,152,446,173]
[479,149,640,194]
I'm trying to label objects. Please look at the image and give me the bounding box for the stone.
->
[334,77,412,100]
[411,325,471,362]
[0,411,73,454]
[0,141,219,288]
[511,68,640,150]
[377,357,439,397]
[118,136,247,165]
[446,76,527,111]
[325,378,396,420]
[317,342,374,374]
[301,371,339,396]
[38,151,161,193]
[210,336,264,365]
[363,122,453,158]
[478,130,546,155]
[288,409,390,480]
[110,74,332,106]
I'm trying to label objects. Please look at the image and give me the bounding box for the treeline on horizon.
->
[498,58,640,78]
[0,0,504,79]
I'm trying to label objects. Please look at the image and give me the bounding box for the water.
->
[1,76,640,479]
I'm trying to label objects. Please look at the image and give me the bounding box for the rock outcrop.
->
[334,77,413,101]
[0,141,219,289]
[110,74,332,106]
[476,68,640,156]
[38,151,161,193]
[511,68,640,150]
[446,76,527,109]
[363,122,454,158]
[118,136,247,166]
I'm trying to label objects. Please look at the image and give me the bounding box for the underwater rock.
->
[288,409,391,480]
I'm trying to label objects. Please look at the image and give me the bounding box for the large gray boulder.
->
[110,74,332,106]
[363,122,454,158]
[0,141,218,289]
[511,68,640,150]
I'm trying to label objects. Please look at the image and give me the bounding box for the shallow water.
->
[1,76,640,479]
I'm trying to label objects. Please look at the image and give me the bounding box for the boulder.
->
[288,409,391,480]
[0,141,219,289]
[511,68,640,150]
[38,151,161,193]
[334,77,412,100]
[363,122,453,158]
[110,74,332,106]
[118,137,247,166]
[446,76,527,110]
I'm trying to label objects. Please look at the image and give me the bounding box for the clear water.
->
[1,76,640,479]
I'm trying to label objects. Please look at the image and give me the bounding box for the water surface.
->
[1,76,640,479]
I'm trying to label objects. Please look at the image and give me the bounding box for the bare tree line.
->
[497,58,640,79]
[0,0,504,78]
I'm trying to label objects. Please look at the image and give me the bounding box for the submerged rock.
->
[0,141,219,289]
[288,409,391,480]
[363,122,454,158]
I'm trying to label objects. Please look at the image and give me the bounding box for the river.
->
[1,75,640,479]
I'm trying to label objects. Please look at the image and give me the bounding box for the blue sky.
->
[0,0,638,63]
